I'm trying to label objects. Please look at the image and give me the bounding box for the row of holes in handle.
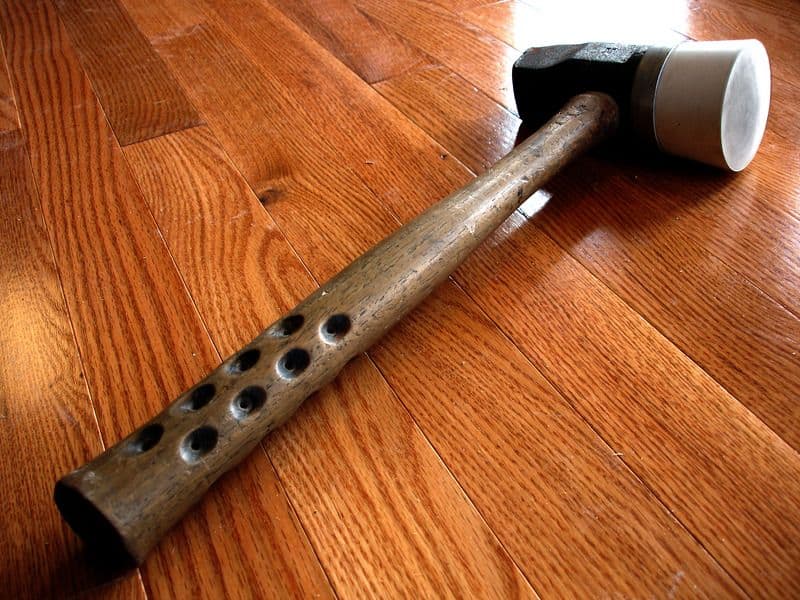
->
[131,384,265,463]
[186,311,351,412]
[128,312,352,462]
[229,312,350,375]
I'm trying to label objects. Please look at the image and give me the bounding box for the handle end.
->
[54,478,140,566]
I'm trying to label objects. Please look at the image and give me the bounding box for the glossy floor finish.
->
[0,0,798,597]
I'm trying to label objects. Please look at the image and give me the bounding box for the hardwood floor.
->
[1,0,797,597]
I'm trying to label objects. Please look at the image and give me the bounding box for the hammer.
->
[54,39,770,565]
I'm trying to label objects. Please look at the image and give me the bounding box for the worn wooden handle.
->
[55,93,619,565]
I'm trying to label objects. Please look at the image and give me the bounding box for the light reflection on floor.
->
[518,188,553,218]
[479,0,690,51]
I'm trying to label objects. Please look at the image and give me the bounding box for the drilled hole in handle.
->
[232,386,266,419]
[278,348,310,379]
[182,383,216,411]
[129,423,164,454]
[181,426,218,462]
[322,314,351,342]
[228,348,260,374]
[270,314,304,337]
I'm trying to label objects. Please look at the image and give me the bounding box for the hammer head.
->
[513,40,770,171]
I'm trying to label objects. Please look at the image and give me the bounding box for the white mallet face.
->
[652,39,771,171]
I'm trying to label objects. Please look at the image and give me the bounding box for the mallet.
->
[54,39,770,565]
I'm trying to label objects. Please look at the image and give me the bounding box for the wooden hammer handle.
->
[55,92,619,565]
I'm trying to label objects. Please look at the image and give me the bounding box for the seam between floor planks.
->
[52,0,204,146]
[361,351,545,598]
[0,136,148,598]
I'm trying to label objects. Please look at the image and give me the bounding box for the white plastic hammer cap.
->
[653,39,771,171]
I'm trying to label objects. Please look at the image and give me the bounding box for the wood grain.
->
[0,0,333,597]
[767,76,800,144]
[181,0,474,230]
[268,0,430,83]
[374,64,520,173]
[0,130,145,599]
[123,124,536,596]
[52,0,201,145]
[372,64,800,449]
[151,24,401,280]
[425,0,499,13]
[537,165,800,448]
[0,35,18,132]
[455,212,800,597]
[671,0,800,87]
[357,0,519,110]
[370,281,743,598]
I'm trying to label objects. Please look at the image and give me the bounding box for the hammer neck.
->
[629,45,673,149]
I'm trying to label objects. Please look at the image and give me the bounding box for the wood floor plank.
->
[0,35,19,132]
[122,2,750,595]
[115,0,205,39]
[123,125,536,598]
[52,0,201,145]
[125,0,470,268]
[369,283,742,598]
[357,0,519,111]
[425,0,498,13]
[456,213,800,598]
[78,578,148,600]
[267,0,431,84]
[0,1,335,597]
[194,0,475,224]
[768,77,800,144]
[148,24,402,280]
[373,64,519,173]
[372,65,800,449]
[0,131,146,600]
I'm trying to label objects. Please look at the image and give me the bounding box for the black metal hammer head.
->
[513,42,651,134]
[512,40,771,171]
